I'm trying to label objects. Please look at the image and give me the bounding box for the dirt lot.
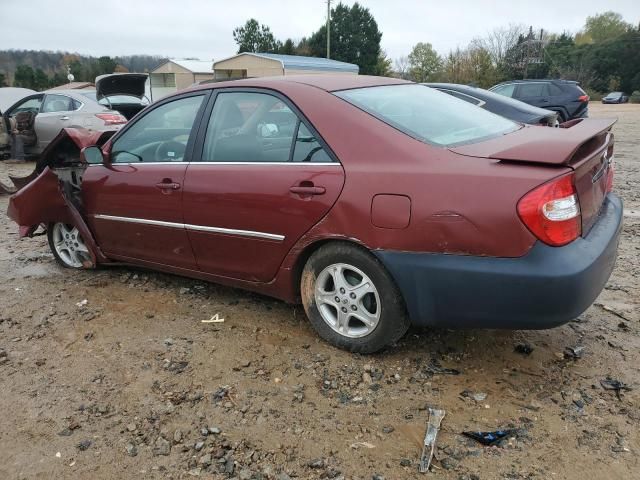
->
[0,103,638,480]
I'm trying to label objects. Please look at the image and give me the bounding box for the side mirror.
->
[81,146,104,165]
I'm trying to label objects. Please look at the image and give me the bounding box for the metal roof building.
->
[149,59,214,99]
[213,53,359,80]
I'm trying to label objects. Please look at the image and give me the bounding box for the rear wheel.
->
[301,243,409,353]
[48,222,90,269]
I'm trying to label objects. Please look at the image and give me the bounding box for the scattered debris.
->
[460,390,487,402]
[426,359,460,376]
[600,378,632,400]
[202,313,225,323]
[596,303,632,322]
[514,342,534,355]
[462,429,519,446]
[76,439,92,451]
[351,441,376,449]
[564,345,585,360]
[419,408,445,473]
[75,299,88,307]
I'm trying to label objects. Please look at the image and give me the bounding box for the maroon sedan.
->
[6,75,622,353]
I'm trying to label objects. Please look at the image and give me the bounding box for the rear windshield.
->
[335,84,518,147]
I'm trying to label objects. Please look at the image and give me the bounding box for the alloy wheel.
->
[314,263,381,338]
[51,223,90,268]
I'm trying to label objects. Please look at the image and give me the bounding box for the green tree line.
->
[233,8,640,94]
[0,50,164,90]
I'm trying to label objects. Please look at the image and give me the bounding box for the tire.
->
[47,222,91,269]
[300,242,410,353]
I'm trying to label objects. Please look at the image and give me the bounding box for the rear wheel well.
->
[292,239,371,300]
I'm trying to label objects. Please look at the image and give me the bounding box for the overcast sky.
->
[1,0,639,61]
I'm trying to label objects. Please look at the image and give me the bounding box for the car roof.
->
[494,79,578,85]
[186,74,410,95]
[425,83,554,117]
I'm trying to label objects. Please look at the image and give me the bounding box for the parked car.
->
[1,73,148,158]
[7,75,621,353]
[602,92,628,104]
[490,79,589,122]
[0,87,36,159]
[424,83,558,126]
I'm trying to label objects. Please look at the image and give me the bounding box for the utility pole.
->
[326,0,331,59]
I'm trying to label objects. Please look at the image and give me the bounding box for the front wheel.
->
[48,222,91,268]
[301,243,410,353]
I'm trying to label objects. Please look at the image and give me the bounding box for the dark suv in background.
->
[490,79,589,122]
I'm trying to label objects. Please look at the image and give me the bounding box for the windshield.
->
[335,84,519,147]
[606,92,622,97]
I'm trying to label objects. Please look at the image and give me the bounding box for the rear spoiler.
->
[451,118,617,166]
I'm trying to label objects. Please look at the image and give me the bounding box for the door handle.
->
[59,116,70,120]
[155,181,181,190]
[290,184,326,195]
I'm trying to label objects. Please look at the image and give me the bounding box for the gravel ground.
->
[0,103,638,480]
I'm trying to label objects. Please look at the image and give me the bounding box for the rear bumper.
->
[374,194,623,329]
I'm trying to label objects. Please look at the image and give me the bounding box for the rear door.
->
[183,89,345,282]
[82,92,208,269]
[515,82,550,108]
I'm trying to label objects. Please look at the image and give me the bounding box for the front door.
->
[183,90,345,282]
[36,94,76,151]
[82,92,208,269]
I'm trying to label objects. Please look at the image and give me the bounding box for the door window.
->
[292,123,332,163]
[111,94,204,163]
[491,84,516,98]
[517,83,547,97]
[202,91,331,163]
[41,94,73,113]
[8,96,43,116]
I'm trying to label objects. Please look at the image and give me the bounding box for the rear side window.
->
[336,84,518,147]
[517,83,547,97]
[202,91,332,163]
[42,94,73,113]
[548,84,564,96]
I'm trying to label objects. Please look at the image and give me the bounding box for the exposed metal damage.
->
[5,127,115,267]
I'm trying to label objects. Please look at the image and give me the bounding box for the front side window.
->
[9,96,43,116]
[111,95,204,163]
[336,84,518,147]
[42,94,73,113]
[202,91,331,163]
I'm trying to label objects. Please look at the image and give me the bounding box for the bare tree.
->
[473,24,526,66]
[394,56,410,79]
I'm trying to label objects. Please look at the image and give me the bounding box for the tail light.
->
[95,113,127,126]
[578,95,589,102]
[606,161,614,193]
[517,174,581,247]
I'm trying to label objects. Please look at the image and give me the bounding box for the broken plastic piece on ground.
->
[600,377,632,400]
[419,407,445,473]
[202,313,224,323]
[564,345,585,360]
[514,342,534,355]
[460,390,487,402]
[462,429,519,446]
[76,299,88,307]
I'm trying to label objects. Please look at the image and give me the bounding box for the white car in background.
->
[1,73,149,158]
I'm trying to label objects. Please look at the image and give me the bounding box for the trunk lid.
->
[451,117,616,237]
[95,73,148,101]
